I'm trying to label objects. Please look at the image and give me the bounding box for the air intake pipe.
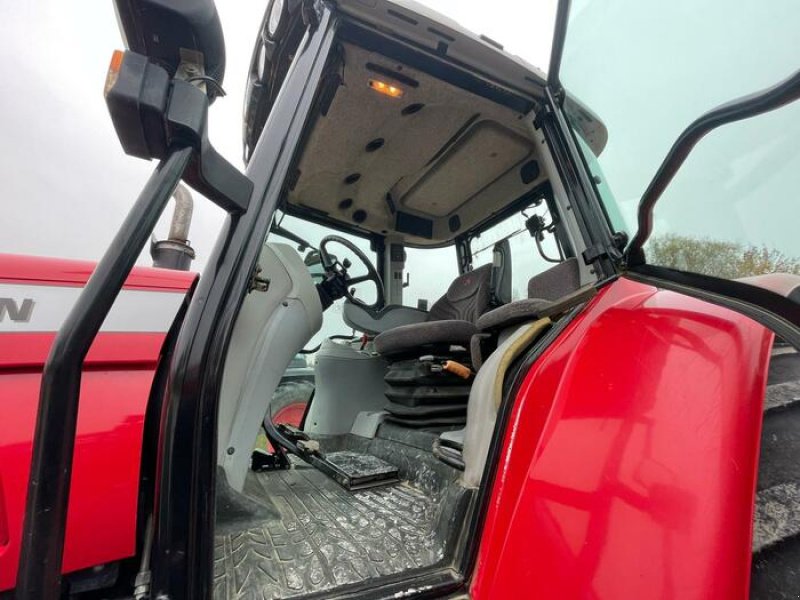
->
[150,183,196,270]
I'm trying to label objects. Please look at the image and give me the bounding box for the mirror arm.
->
[106,50,252,214]
[165,80,252,213]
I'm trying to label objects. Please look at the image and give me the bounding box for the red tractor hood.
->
[0,253,196,591]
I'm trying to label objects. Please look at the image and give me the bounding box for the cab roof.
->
[337,0,550,98]
[265,0,606,245]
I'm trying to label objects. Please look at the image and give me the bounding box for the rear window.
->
[470,196,565,301]
[404,246,459,309]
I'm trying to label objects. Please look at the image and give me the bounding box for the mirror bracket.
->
[301,0,323,30]
[113,0,226,101]
[106,50,252,214]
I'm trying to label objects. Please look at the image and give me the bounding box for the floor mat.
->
[213,465,454,599]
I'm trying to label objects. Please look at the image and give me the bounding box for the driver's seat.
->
[373,263,494,357]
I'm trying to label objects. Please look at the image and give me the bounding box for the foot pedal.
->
[324,451,399,490]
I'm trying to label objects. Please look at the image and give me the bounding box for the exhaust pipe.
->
[150,183,196,270]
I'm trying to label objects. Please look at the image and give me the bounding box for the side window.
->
[269,214,378,345]
[404,246,459,309]
[264,213,379,428]
[470,197,565,301]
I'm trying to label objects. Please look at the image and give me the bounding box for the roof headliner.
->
[286,42,547,245]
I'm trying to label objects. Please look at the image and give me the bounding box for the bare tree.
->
[648,234,800,279]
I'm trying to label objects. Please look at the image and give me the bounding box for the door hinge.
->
[248,265,270,293]
[301,0,322,30]
[583,230,629,268]
[533,101,554,130]
[552,85,565,107]
[582,243,621,266]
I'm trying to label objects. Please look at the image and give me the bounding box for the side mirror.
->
[113,0,226,101]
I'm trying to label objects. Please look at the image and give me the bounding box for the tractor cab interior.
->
[15,0,800,598]
[211,7,599,599]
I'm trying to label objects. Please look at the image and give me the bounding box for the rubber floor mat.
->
[213,465,449,599]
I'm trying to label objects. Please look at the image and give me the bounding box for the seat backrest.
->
[490,240,512,306]
[528,257,581,301]
[427,263,493,323]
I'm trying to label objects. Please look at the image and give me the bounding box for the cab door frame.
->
[148,9,341,599]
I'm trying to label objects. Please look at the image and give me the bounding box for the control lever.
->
[263,418,384,490]
[277,423,309,441]
[419,355,473,379]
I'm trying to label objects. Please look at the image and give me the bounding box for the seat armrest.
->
[343,300,429,335]
[477,286,598,332]
[476,298,552,332]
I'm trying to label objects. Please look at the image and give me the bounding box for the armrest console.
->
[477,285,598,332]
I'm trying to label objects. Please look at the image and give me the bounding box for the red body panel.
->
[471,277,773,600]
[0,253,195,291]
[0,254,195,591]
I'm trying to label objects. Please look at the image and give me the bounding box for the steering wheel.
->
[319,235,385,311]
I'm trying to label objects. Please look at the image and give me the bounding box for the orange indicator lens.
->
[104,50,125,97]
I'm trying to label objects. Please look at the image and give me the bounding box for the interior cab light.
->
[368,79,404,98]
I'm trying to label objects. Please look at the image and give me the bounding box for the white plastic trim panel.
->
[0,284,185,333]
[304,338,388,435]
[217,243,322,491]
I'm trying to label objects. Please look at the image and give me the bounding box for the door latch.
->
[248,265,270,293]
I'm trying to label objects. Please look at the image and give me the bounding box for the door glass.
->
[645,101,800,279]
[554,0,800,271]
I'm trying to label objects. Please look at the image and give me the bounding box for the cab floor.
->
[213,457,462,599]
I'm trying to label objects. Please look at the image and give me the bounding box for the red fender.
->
[472,277,772,599]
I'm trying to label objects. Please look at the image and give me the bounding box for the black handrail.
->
[16,146,193,599]
[626,68,800,264]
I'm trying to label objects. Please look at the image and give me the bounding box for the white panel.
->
[401,121,534,217]
[304,338,388,435]
[217,243,323,491]
[0,283,185,333]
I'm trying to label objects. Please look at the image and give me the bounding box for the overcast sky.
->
[0,1,557,271]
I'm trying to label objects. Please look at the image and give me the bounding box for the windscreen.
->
[558,0,800,279]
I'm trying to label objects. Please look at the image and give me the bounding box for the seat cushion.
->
[373,319,477,357]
